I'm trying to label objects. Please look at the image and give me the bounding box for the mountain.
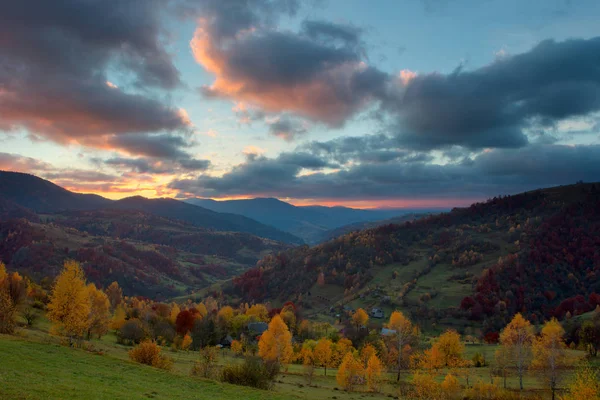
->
[109,196,302,244]
[0,171,302,244]
[229,183,600,333]
[0,209,290,299]
[0,170,110,212]
[186,197,422,243]
[315,212,433,242]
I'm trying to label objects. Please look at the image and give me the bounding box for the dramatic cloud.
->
[106,134,191,159]
[0,0,189,145]
[191,1,386,126]
[386,38,600,150]
[170,144,600,200]
[192,3,600,150]
[268,117,308,141]
[103,156,210,175]
[0,152,52,173]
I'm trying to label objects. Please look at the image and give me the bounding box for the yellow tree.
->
[360,343,377,365]
[436,330,465,367]
[47,260,91,345]
[366,354,383,392]
[104,281,122,310]
[217,305,234,331]
[561,362,600,400]
[352,308,369,330]
[246,304,269,322]
[531,318,571,400]
[332,337,355,367]
[195,302,208,319]
[169,303,180,324]
[110,304,127,332]
[336,352,365,391]
[87,283,110,339]
[258,314,293,364]
[499,313,534,390]
[314,338,333,375]
[0,264,27,334]
[494,346,511,389]
[387,310,417,381]
[231,339,243,356]
[300,340,317,384]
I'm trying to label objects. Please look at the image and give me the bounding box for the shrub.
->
[118,319,146,345]
[191,346,219,378]
[128,340,173,370]
[220,356,279,390]
[472,352,486,367]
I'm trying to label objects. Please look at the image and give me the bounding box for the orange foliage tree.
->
[258,314,293,364]
[47,260,91,345]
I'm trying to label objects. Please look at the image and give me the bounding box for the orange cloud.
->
[190,22,384,127]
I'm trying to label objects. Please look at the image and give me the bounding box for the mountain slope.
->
[0,208,291,299]
[0,171,302,244]
[0,170,110,212]
[230,183,600,333]
[187,197,412,243]
[110,197,302,244]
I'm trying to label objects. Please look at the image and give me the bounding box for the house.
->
[381,328,397,336]
[370,307,385,319]
[247,322,268,336]
[221,335,234,348]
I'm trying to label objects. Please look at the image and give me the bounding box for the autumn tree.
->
[531,318,572,400]
[352,308,369,330]
[258,314,293,365]
[110,305,127,332]
[366,354,383,392]
[0,264,27,334]
[332,337,354,367]
[360,343,377,366]
[169,303,180,324]
[105,281,123,310]
[217,305,234,331]
[387,310,417,381]
[561,362,600,400]
[86,283,110,339]
[47,260,91,345]
[300,340,317,384]
[499,313,534,390]
[494,346,511,389]
[246,304,269,322]
[180,333,193,351]
[313,338,333,375]
[579,319,600,357]
[231,339,243,356]
[436,330,465,367]
[336,352,365,391]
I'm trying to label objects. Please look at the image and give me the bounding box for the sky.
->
[1,0,600,208]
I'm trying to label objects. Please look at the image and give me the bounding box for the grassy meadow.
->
[1,311,593,400]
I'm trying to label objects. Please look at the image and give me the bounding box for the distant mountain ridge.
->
[0,171,302,244]
[186,197,432,243]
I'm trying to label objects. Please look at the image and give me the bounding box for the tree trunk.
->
[519,373,523,390]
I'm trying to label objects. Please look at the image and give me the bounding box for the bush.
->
[128,340,173,370]
[472,352,486,367]
[118,319,147,345]
[220,356,279,390]
[191,346,219,378]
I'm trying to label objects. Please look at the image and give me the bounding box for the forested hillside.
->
[231,183,600,333]
[0,171,302,244]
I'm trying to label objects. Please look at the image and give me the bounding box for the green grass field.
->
[0,335,292,400]
[0,311,592,400]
